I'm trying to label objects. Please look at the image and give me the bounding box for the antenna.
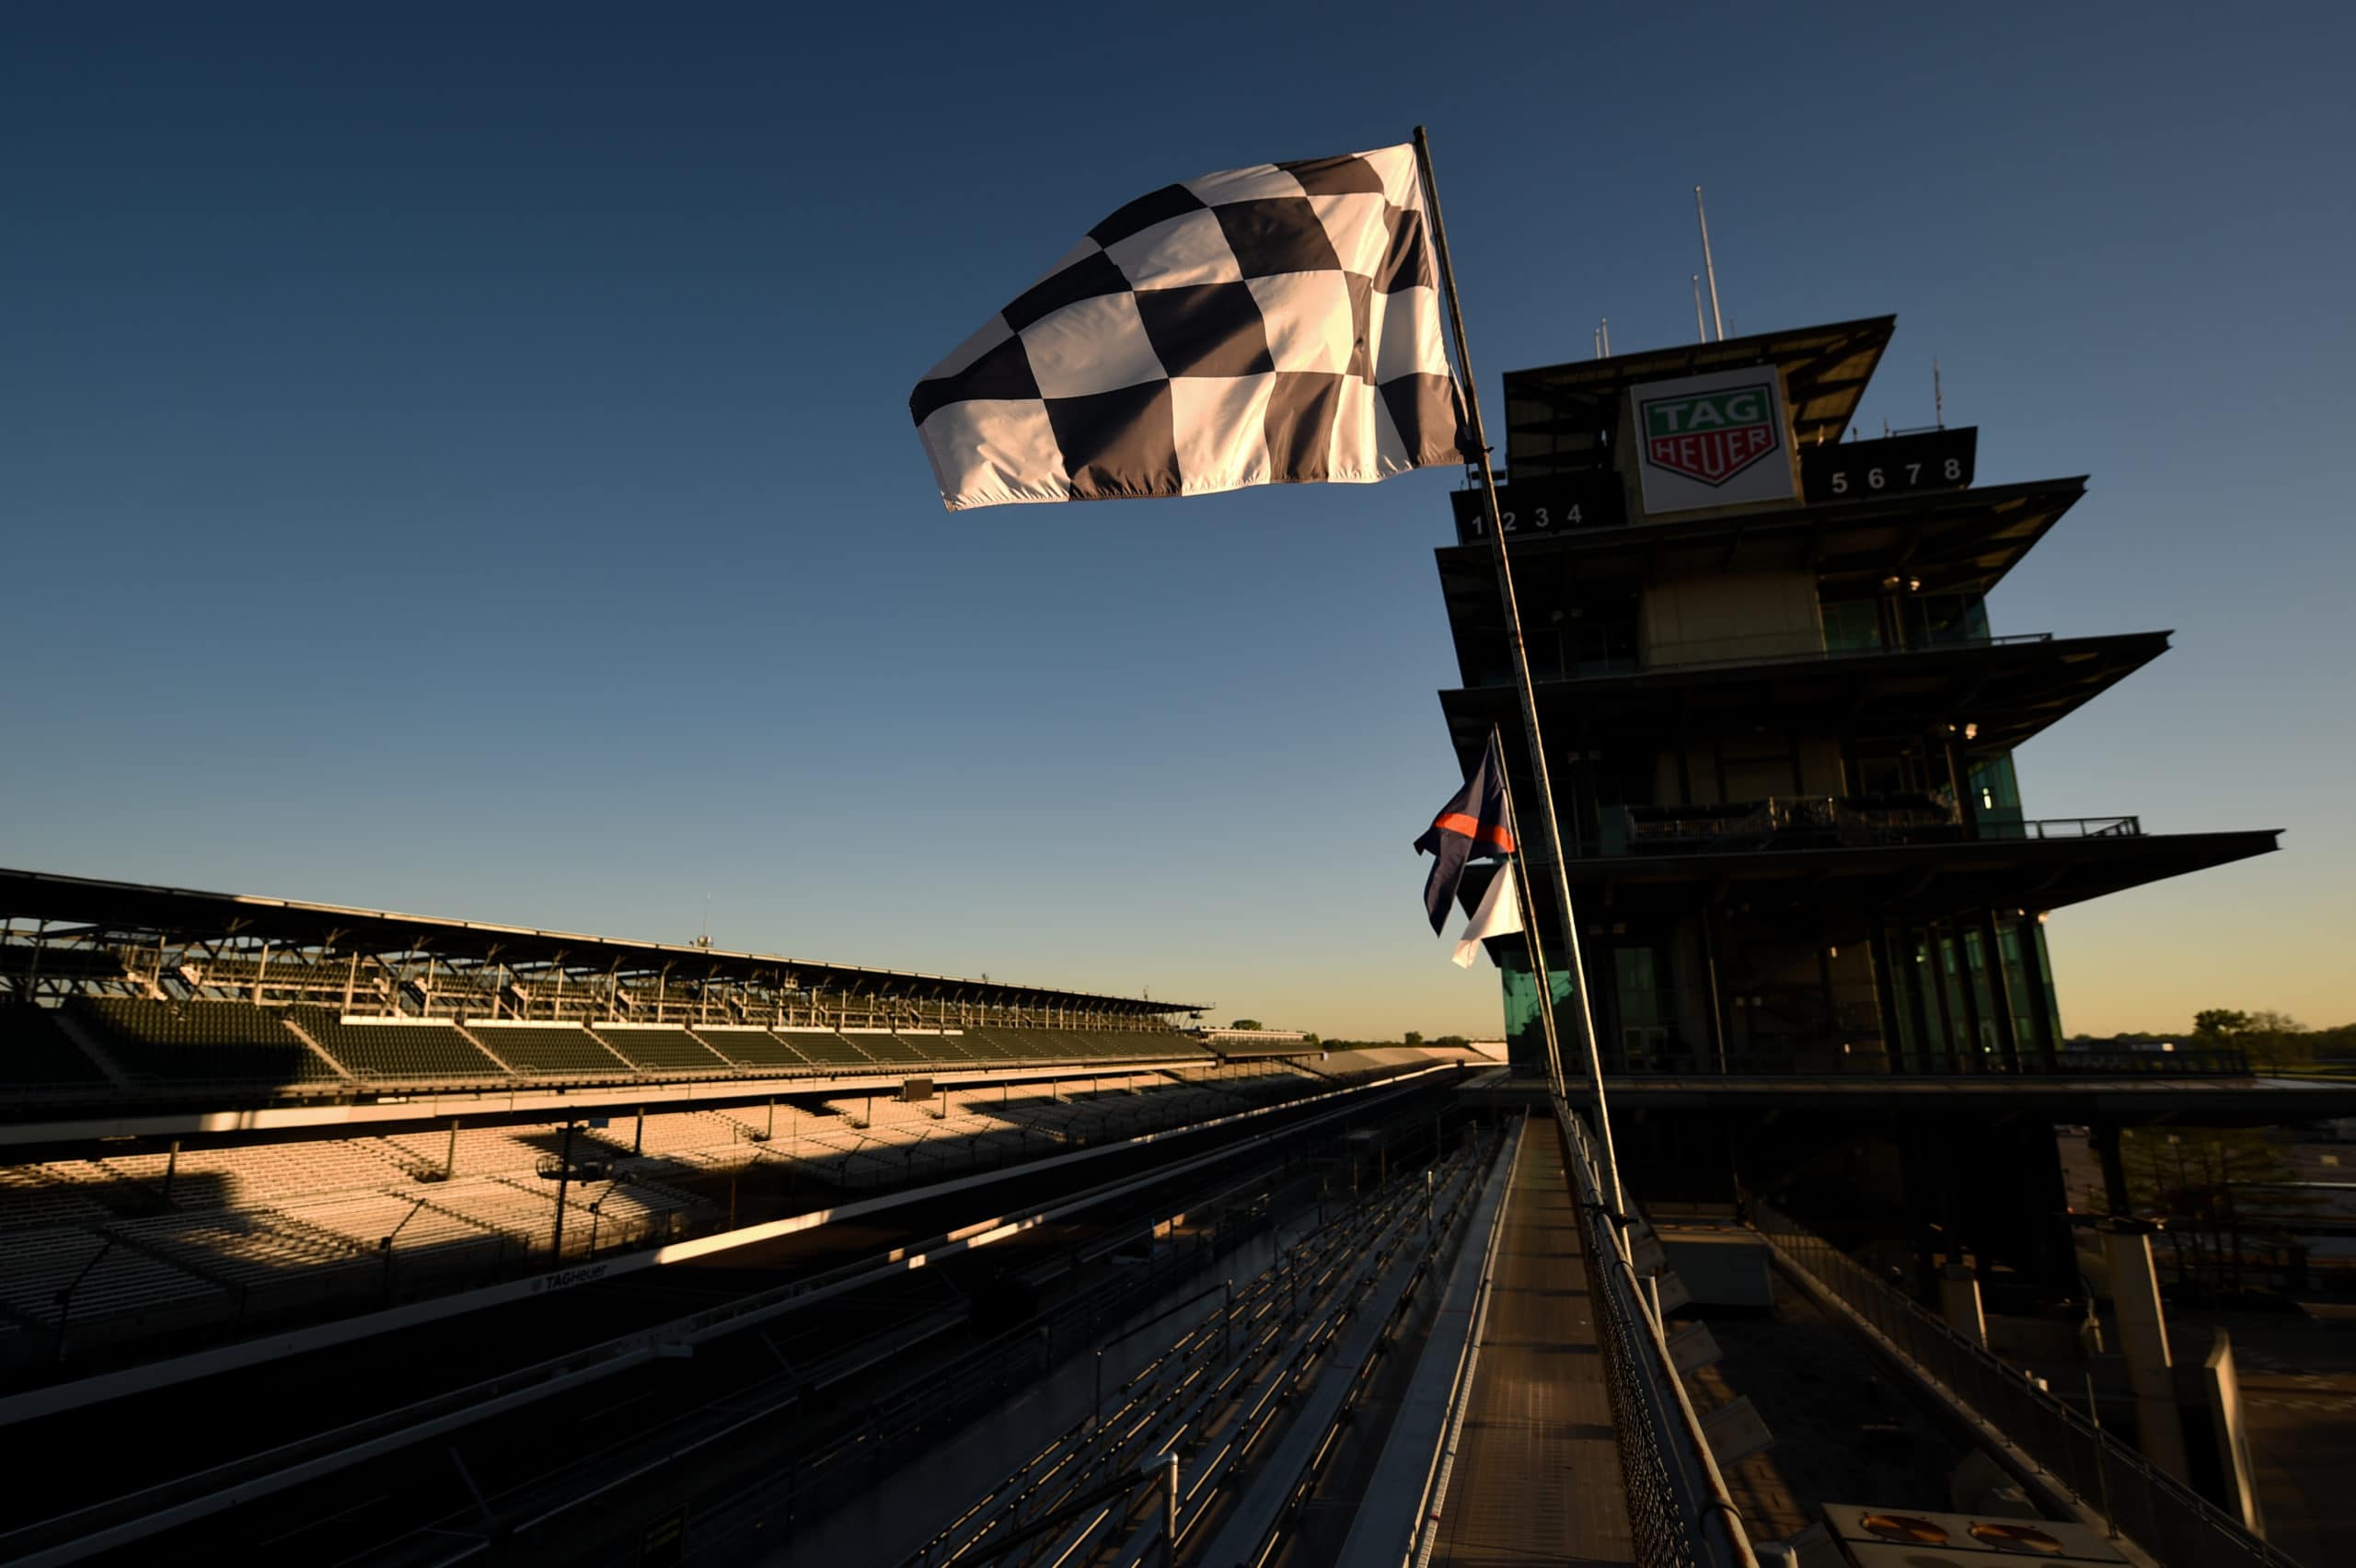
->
[1600,317,1611,356]
[1592,325,1601,360]
[1934,356,1945,429]
[1694,186,1726,341]
[1692,274,1706,343]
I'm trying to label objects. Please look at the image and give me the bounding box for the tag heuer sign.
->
[1630,365,1797,515]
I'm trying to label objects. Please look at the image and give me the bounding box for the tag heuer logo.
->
[1640,384,1780,485]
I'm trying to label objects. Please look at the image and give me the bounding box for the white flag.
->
[910,144,1463,510]
[1451,865,1522,969]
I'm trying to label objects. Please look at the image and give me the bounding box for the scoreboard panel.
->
[1449,472,1627,544]
[1799,427,1977,504]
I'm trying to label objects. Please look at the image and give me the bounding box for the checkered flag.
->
[910,144,1467,511]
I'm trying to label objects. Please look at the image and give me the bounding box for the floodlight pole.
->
[1414,126,1623,1215]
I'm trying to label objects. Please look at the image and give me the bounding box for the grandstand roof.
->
[0,869,1200,1017]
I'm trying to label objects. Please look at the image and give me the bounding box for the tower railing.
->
[1749,1201,2298,1568]
[1615,801,2141,856]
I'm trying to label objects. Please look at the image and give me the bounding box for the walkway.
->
[1429,1113,1634,1567]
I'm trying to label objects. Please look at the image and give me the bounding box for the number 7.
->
[1906,463,1921,483]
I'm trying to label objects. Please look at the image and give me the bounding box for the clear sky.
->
[5,4,2350,1040]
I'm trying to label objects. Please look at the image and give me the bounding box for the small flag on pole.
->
[910,144,1465,510]
[1414,732,1516,934]
[1452,862,1523,969]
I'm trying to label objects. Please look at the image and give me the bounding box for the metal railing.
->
[1619,801,2141,856]
[1749,1203,2299,1568]
[1600,1046,2251,1079]
[1553,1096,1757,1568]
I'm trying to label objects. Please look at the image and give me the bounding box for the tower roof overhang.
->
[1503,315,1896,477]
[1533,829,2281,939]
[1438,630,2170,763]
[1434,478,2088,638]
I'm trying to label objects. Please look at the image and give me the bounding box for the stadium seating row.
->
[4,998,1216,1092]
[0,1057,1367,1355]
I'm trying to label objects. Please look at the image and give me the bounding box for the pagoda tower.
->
[1431,316,2281,1277]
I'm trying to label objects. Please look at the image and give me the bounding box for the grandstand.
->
[0,1055,1432,1369]
[0,867,1224,1107]
[0,869,1422,1380]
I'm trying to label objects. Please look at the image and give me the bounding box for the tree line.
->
[2069,1008,2356,1075]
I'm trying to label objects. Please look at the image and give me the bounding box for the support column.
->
[1945,735,1978,836]
[2200,1330,2267,1536]
[2014,911,2060,1070]
[1870,925,1905,1068]
[1701,908,1729,1076]
[1978,908,2022,1072]
[1951,923,1988,1068]
[1898,925,1935,1071]
[2102,1221,2190,1482]
[2092,1124,2131,1216]
[1927,923,1966,1071]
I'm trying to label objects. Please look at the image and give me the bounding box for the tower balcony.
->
[1615,796,2140,857]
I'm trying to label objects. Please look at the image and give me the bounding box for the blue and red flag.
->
[1414,732,1517,934]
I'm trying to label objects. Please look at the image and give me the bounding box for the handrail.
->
[1749,1203,2300,1568]
[1552,1093,1757,1568]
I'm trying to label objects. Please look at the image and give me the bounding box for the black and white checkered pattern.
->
[910,144,1466,511]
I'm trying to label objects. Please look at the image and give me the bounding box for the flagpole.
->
[1485,723,1567,1103]
[1413,125,1623,1215]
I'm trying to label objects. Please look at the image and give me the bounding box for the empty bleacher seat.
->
[774,1030,878,1069]
[74,998,344,1086]
[591,1026,734,1074]
[0,1228,226,1326]
[289,1008,503,1081]
[112,1208,373,1287]
[465,1024,630,1077]
[0,1005,109,1087]
[840,1032,927,1066]
[694,1027,813,1069]
[893,1032,977,1065]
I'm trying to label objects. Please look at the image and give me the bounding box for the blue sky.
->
[4,4,2350,1037]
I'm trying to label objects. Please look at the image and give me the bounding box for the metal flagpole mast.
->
[1413,126,1623,1214]
[1485,723,1566,1102]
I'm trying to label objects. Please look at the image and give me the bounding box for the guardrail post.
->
[1152,1451,1181,1567]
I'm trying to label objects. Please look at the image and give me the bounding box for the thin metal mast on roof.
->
[1692,274,1707,342]
[1694,186,1726,341]
[1934,356,1946,428]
